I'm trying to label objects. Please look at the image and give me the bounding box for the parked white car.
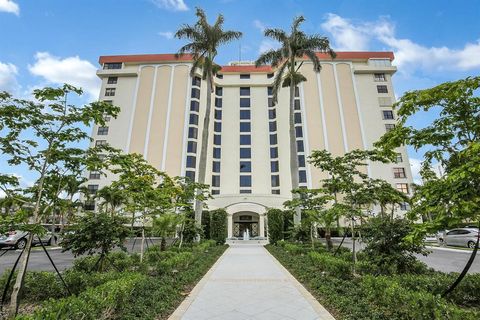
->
[438,228,479,249]
[0,228,56,249]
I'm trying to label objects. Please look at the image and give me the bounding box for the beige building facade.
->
[87,52,413,240]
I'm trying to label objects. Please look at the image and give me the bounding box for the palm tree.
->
[175,8,242,229]
[97,185,125,216]
[255,16,335,224]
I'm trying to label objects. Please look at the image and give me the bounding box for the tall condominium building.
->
[87,51,413,239]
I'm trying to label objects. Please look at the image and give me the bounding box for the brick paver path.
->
[169,244,335,320]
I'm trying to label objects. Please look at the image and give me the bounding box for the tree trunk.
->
[161,237,166,251]
[194,77,213,232]
[351,218,357,274]
[310,224,315,249]
[178,221,185,249]
[140,228,145,263]
[325,227,333,251]
[289,83,301,225]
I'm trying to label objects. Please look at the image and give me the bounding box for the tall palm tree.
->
[175,8,242,228]
[97,185,125,216]
[255,16,335,224]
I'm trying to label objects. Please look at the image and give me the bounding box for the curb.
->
[427,246,479,254]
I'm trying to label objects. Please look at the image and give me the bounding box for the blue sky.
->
[0,0,479,189]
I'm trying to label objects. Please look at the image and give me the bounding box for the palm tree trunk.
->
[289,82,301,225]
[194,77,213,232]
[325,227,333,250]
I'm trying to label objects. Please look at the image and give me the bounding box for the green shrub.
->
[267,209,285,244]
[0,270,66,302]
[157,252,194,275]
[308,251,352,279]
[209,209,227,244]
[282,242,303,255]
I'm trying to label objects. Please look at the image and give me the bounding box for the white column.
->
[227,214,233,238]
[259,214,265,238]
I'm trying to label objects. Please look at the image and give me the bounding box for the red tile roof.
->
[99,52,395,73]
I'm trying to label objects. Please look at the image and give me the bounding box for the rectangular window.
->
[240,189,251,194]
[393,167,407,179]
[270,134,277,145]
[271,161,279,172]
[192,76,201,87]
[382,110,394,120]
[377,85,388,93]
[295,126,303,138]
[271,189,280,194]
[212,161,221,173]
[267,73,274,79]
[240,161,251,172]
[240,98,251,108]
[240,148,251,158]
[240,74,250,79]
[297,140,304,152]
[87,184,99,194]
[267,87,273,95]
[378,97,392,107]
[187,141,197,153]
[270,147,278,158]
[107,76,118,84]
[212,189,220,195]
[240,176,252,187]
[214,134,221,145]
[294,113,302,124]
[396,183,409,194]
[295,87,300,97]
[95,140,107,147]
[186,156,196,168]
[215,86,223,96]
[103,113,111,122]
[240,122,251,132]
[191,88,200,99]
[188,127,198,139]
[400,202,410,211]
[213,147,221,159]
[189,114,199,125]
[268,109,276,120]
[268,98,273,108]
[190,100,200,112]
[240,135,251,145]
[240,87,250,96]
[271,175,280,187]
[240,110,251,120]
[215,97,222,108]
[103,62,122,69]
[299,170,307,183]
[89,171,101,179]
[374,73,386,82]
[185,170,195,181]
[395,153,403,163]
[294,99,300,110]
[84,201,95,211]
[214,122,222,132]
[105,88,116,96]
[216,74,223,79]
[385,124,396,132]
[214,109,222,120]
[269,121,277,132]
[212,175,220,187]
[298,155,306,167]
[97,126,109,135]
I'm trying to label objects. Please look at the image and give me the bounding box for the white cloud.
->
[259,39,280,54]
[151,0,188,11]
[253,19,266,32]
[28,52,100,100]
[409,158,422,185]
[0,0,19,15]
[321,13,480,73]
[158,31,174,39]
[0,61,19,93]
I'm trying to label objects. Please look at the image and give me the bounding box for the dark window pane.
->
[298,155,306,167]
[105,88,116,96]
[212,161,221,173]
[192,76,201,87]
[294,99,300,110]
[295,126,303,138]
[215,86,223,96]
[89,171,101,179]
[216,74,223,79]
[295,86,300,97]
[87,184,99,194]
[240,148,251,158]
[186,156,196,168]
[297,140,304,152]
[377,85,388,93]
[240,87,250,96]
[271,161,279,172]
[269,109,276,119]
[240,161,251,172]
[240,189,251,194]
[84,201,95,211]
[240,98,251,108]
[269,121,277,132]
[270,147,278,158]
[189,114,199,125]
[240,176,252,187]
[271,189,280,194]
[214,122,222,132]
[214,134,221,145]
[385,124,396,132]
[294,113,302,124]
[268,98,273,107]
[185,170,195,181]
[299,170,307,183]
[240,74,250,79]
[191,88,200,99]
[213,147,221,159]
[97,126,109,135]
[187,141,197,153]
[107,76,118,84]
[240,122,251,132]
[215,109,222,120]
[212,175,220,187]
[271,175,280,187]
[104,63,122,69]
[270,134,277,145]
[190,100,199,112]
[215,97,222,107]
[267,86,273,95]
[240,110,251,120]
[212,189,220,195]
[267,73,274,79]
[188,127,198,139]
[382,110,394,120]
[240,135,251,145]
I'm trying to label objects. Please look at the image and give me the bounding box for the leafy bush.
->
[308,251,352,279]
[157,252,194,275]
[209,209,227,244]
[267,209,285,244]
[0,270,66,302]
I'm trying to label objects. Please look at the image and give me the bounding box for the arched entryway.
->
[232,212,260,238]
[225,202,267,239]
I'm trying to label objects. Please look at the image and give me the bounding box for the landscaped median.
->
[1,240,226,319]
[267,242,480,320]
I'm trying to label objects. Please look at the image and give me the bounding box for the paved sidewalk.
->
[169,244,335,320]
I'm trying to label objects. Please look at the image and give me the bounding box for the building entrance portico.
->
[226,202,266,240]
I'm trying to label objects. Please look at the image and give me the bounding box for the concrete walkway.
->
[169,244,335,320]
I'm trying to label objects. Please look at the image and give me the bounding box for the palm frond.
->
[255,49,283,68]
[271,62,288,105]
[291,16,305,33]
[264,28,288,44]
[303,50,321,72]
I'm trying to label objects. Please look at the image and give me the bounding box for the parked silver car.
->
[438,228,479,249]
[0,228,56,250]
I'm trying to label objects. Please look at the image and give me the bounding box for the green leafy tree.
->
[96,185,125,216]
[375,76,480,295]
[209,209,227,244]
[153,213,181,251]
[175,8,242,230]
[0,85,119,317]
[266,209,285,244]
[255,16,334,224]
